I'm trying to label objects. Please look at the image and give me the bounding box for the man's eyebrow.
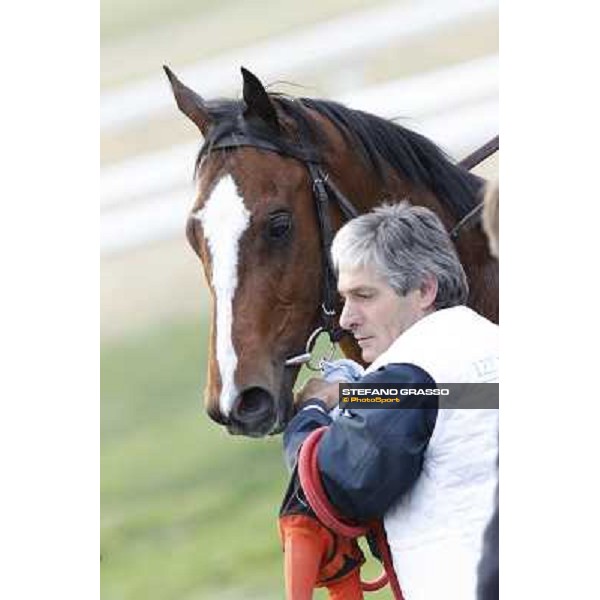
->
[339,285,376,296]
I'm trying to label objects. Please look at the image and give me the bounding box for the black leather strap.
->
[306,162,342,340]
[451,135,499,240]
[209,133,319,162]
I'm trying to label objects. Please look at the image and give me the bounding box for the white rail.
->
[101,0,498,132]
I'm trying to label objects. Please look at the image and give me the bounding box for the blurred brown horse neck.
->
[164,66,498,437]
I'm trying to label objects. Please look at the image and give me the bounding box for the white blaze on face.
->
[193,175,251,416]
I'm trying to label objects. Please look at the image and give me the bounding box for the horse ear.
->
[163,65,210,134]
[241,67,280,132]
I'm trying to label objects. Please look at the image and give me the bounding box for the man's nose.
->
[339,300,358,331]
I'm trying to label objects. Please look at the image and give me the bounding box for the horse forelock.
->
[193,173,251,417]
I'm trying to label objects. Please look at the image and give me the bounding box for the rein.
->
[208,132,498,367]
[449,134,499,240]
[298,427,404,599]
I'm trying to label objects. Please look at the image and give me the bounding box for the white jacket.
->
[366,306,499,600]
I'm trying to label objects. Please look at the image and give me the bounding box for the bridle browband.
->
[206,131,498,368]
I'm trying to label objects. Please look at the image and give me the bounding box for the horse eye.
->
[267,211,292,240]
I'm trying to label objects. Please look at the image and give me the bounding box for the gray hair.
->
[331,202,468,309]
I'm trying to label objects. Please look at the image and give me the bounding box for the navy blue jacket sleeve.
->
[283,399,331,472]
[282,363,438,522]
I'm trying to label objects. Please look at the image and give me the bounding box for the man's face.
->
[338,266,430,363]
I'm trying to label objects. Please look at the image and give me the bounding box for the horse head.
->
[164,65,497,437]
[165,66,337,436]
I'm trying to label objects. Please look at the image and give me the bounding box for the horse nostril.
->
[235,387,273,418]
[230,387,276,436]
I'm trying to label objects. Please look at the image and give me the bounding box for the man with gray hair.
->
[283,202,499,599]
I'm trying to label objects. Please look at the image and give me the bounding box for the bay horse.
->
[164,66,498,437]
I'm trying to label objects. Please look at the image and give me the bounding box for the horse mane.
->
[196,94,484,220]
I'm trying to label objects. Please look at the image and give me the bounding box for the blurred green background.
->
[101,315,287,599]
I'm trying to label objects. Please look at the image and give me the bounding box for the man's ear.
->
[419,274,438,310]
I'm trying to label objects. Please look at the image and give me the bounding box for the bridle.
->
[281,160,361,369]
[205,131,499,370]
[206,131,358,369]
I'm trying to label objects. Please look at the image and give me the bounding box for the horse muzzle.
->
[227,386,279,437]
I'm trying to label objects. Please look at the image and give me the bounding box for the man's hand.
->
[295,377,342,411]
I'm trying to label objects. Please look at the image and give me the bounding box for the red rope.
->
[297,427,404,599]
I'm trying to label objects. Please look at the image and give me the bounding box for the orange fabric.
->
[326,571,363,600]
[294,426,403,599]
[279,514,365,599]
